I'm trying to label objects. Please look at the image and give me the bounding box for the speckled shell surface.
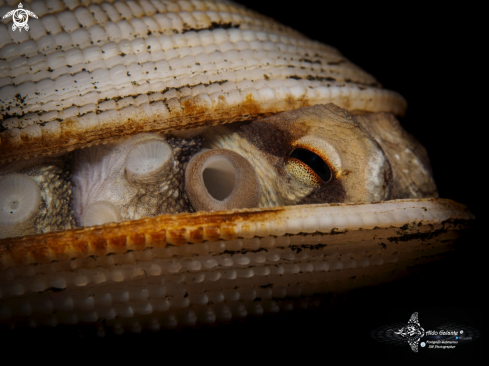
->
[0,1,473,334]
[0,199,473,332]
[0,0,406,163]
[0,198,473,270]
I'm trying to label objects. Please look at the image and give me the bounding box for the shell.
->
[0,199,474,332]
[0,0,406,163]
[0,0,473,333]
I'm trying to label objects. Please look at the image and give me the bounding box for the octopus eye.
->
[185,149,261,211]
[0,174,40,225]
[125,139,173,183]
[287,148,332,185]
[285,136,339,187]
[80,201,121,227]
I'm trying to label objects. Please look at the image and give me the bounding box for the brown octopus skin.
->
[0,0,472,338]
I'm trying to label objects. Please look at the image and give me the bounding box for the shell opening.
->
[80,201,121,227]
[202,156,237,201]
[0,174,41,225]
[125,140,172,183]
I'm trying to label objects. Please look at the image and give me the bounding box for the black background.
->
[233,1,485,358]
[2,1,485,358]
[230,1,486,359]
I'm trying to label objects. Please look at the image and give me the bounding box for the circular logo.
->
[12,8,29,28]
[2,3,38,33]
[421,342,426,347]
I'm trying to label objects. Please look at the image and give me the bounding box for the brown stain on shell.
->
[0,198,473,270]
[0,206,285,269]
[0,92,309,164]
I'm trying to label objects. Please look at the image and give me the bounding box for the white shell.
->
[0,199,474,332]
[0,0,406,163]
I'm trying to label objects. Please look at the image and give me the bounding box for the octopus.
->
[0,0,473,335]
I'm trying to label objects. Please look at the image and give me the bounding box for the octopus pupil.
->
[290,148,331,182]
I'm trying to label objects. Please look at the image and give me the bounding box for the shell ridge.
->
[1,1,406,162]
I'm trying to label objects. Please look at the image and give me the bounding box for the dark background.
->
[2,1,485,358]
[234,1,484,217]
[230,1,486,359]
